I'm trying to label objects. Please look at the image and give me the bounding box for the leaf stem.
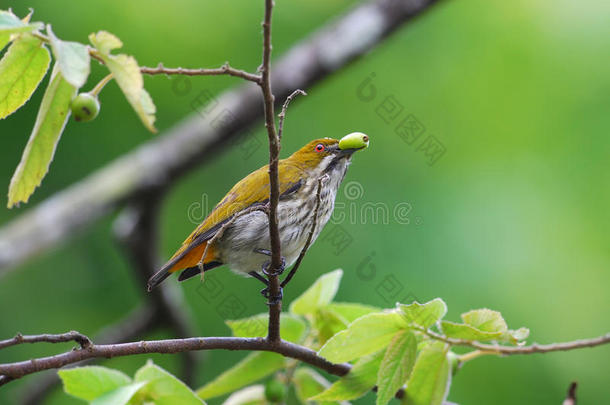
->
[88,73,113,97]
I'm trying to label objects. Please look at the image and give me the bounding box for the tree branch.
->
[424,329,610,357]
[0,335,350,384]
[0,331,91,350]
[258,0,284,344]
[0,0,442,276]
[140,62,261,83]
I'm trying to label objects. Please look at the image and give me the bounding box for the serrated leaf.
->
[398,299,447,329]
[440,321,503,341]
[376,330,417,405]
[48,26,90,88]
[91,381,147,405]
[402,342,451,405]
[327,303,381,323]
[134,361,205,404]
[197,352,285,400]
[290,269,343,316]
[311,350,384,401]
[222,385,267,405]
[58,366,131,401]
[461,309,507,334]
[89,30,122,54]
[7,64,76,208]
[226,313,306,343]
[318,311,406,363]
[88,31,156,132]
[0,33,50,119]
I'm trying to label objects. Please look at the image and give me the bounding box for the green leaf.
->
[58,366,131,401]
[314,308,350,345]
[48,26,90,88]
[402,342,451,405]
[290,269,343,316]
[0,10,41,35]
[505,327,530,344]
[91,382,147,405]
[318,311,407,363]
[376,330,417,405]
[89,30,122,54]
[0,33,50,119]
[226,313,306,343]
[222,385,267,405]
[294,367,330,403]
[311,350,384,401]
[398,298,447,329]
[440,321,503,341]
[293,367,348,405]
[134,361,205,404]
[0,33,9,52]
[197,352,285,400]
[89,31,156,132]
[461,309,508,334]
[7,64,76,208]
[327,302,381,323]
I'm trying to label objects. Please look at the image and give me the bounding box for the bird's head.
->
[288,132,369,174]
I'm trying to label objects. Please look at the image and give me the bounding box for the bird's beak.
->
[337,132,369,157]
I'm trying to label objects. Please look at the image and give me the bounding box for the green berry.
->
[71,93,100,122]
[339,132,369,150]
[264,378,286,403]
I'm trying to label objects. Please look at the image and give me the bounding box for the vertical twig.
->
[277,89,306,141]
[259,0,283,343]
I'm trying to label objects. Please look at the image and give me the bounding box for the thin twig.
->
[423,329,610,356]
[259,0,283,343]
[277,89,306,141]
[281,175,325,288]
[0,331,91,350]
[0,335,350,384]
[140,62,262,83]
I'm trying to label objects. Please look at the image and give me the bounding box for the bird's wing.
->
[168,161,304,263]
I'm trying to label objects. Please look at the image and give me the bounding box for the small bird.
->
[147,133,369,296]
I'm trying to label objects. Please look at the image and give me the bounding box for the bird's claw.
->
[261,257,286,277]
[260,286,283,304]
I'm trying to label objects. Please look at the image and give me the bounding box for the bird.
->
[147,133,369,297]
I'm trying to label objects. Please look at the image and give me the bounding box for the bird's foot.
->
[260,286,283,304]
[261,257,286,277]
[256,248,286,276]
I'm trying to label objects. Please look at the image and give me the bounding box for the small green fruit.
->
[339,132,369,150]
[264,378,286,403]
[71,93,100,122]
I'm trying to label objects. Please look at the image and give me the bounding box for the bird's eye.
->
[315,143,325,153]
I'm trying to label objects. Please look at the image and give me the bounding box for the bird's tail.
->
[147,242,218,291]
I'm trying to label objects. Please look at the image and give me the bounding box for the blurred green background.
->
[1,0,609,403]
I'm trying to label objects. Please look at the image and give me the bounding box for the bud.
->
[71,93,100,122]
[264,378,287,403]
